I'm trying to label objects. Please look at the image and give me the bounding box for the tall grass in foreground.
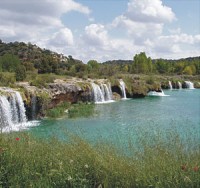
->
[0,131,199,188]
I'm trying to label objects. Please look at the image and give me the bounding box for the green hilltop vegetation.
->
[0,40,199,86]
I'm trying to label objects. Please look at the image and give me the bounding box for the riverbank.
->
[1,73,200,121]
[0,130,199,187]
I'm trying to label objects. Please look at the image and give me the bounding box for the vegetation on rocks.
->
[46,102,95,119]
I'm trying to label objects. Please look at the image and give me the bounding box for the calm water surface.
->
[29,89,200,146]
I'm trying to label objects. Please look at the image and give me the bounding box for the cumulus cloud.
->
[84,24,108,46]
[79,24,139,62]
[112,0,176,45]
[48,28,74,47]
[0,0,90,47]
[126,0,176,23]
[0,0,90,17]
[0,0,198,62]
[113,15,163,45]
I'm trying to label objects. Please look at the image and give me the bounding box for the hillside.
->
[0,40,82,74]
[0,40,199,78]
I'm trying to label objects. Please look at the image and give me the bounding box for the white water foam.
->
[0,88,38,133]
[147,90,169,97]
[119,79,127,99]
[178,81,182,89]
[168,81,173,90]
[91,82,113,103]
[185,81,195,89]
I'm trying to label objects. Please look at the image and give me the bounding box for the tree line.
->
[0,40,199,83]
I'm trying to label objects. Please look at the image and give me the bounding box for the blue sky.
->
[0,0,199,62]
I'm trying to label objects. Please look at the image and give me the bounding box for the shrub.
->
[46,102,70,118]
[0,72,16,86]
[15,65,26,81]
[68,102,95,118]
[30,74,56,88]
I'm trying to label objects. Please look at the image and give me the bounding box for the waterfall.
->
[119,79,127,99]
[91,82,113,103]
[0,96,13,131]
[0,89,27,132]
[15,92,27,122]
[91,83,105,102]
[178,81,182,89]
[168,81,173,89]
[10,93,19,123]
[103,83,112,101]
[185,81,195,89]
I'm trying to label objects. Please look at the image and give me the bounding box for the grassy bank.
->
[46,102,95,119]
[0,130,199,187]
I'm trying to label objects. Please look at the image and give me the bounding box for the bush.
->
[30,74,56,88]
[15,65,26,81]
[0,72,16,86]
[46,102,95,119]
[68,102,95,118]
[46,102,70,118]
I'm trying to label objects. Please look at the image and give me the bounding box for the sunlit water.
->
[29,89,200,148]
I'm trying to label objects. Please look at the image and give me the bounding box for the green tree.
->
[155,59,170,74]
[87,60,99,74]
[15,65,26,81]
[183,65,196,75]
[132,52,152,74]
[0,54,20,72]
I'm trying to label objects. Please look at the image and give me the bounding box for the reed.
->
[0,129,199,187]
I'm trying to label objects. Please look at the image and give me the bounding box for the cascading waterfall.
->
[178,81,182,89]
[185,81,195,89]
[15,91,27,123]
[169,81,173,89]
[10,93,19,123]
[0,89,27,132]
[91,82,113,103]
[0,96,13,130]
[91,83,104,102]
[103,83,112,101]
[119,79,127,99]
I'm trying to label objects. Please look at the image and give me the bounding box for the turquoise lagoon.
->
[29,89,200,149]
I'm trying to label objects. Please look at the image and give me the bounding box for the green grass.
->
[68,102,95,118]
[46,102,71,118]
[0,130,199,188]
[46,102,95,119]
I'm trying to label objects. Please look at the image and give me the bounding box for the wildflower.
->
[15,137,20,141]
[70,159,74,164]
[67,176,72,181]
[181,164,187,171]
[84,164,89,169]
[193,166,199,172]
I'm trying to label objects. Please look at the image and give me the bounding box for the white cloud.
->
[48,28,74,47]
[113,15,163,44]
[0,0,198,62]
[112,0,176,46]
[0,0,90,17]
[0,0,90,45]
[84,24,108,46]
[126,0,176,23]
